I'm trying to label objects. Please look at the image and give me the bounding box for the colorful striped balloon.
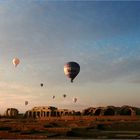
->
[64,62,80,83]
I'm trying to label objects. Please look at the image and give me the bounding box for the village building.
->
[82,105,137,116]
[25,106,74,118]
[5,108,19,118]
[3,105,139,119]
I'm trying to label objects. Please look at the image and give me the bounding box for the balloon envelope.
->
[52,95,55,99]
[25,101,28,105]
[73,98,77,103]
[63,94,66,98]
[64,62,80,82]
[12,58,20,67]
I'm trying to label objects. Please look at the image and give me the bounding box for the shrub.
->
[97,124,105,130]
[0,126,12,131]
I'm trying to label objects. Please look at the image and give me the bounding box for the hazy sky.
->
[0,0,140,114]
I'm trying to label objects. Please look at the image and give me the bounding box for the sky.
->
[0,0,140,114]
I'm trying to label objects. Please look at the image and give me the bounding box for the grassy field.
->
[0,116,140,139]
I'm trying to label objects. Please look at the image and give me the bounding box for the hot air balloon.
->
[52,95,55,99]
[64,62,80,83]
[63,94,66,98]
[25,101,28,106]
[12,57,20,67]
[73,98,77,103]
[40,83,43,87]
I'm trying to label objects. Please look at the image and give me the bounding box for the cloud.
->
[0,81,32,92]
[80,57,140,84]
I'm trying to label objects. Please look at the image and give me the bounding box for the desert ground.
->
[0,116,140,139]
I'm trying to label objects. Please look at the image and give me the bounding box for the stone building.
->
[117,105,136,116]
[25,106,74,118]
[25,105,139,119]
[5,108,19,118]
[82,107,95,116]
[82,105,137,116]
